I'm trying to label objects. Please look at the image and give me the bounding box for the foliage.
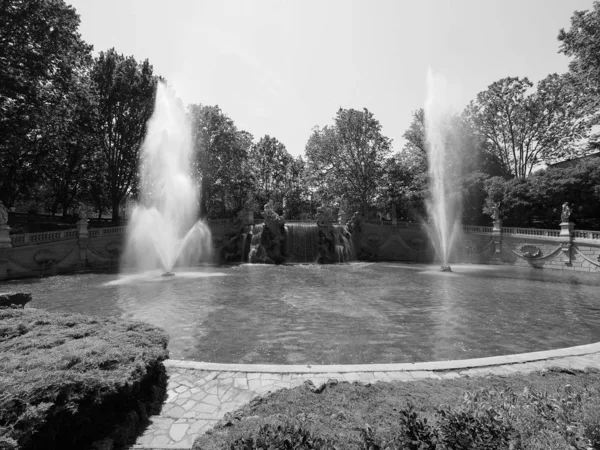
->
[39,65,99,216]
[249,135,296,215]
[305,108,392,216]
[189,104,255,218]
[377,152,428,221]
[465,75,590,178]
[0,308,169,449]
[228,422,337,450]
[559,1,600,116]
[482,159,600,228]
[91,48,160,222]
[0,0,93,207]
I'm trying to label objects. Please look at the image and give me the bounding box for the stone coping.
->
[165,341,600,373]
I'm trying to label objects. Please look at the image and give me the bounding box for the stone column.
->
[0,224,11,280]
[77,219,89,266]
[491,219,502,257]
[559,221,574,264]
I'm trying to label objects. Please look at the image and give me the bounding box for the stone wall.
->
[0,225,124,280]
[1,219,599,281]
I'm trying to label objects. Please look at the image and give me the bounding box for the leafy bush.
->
[227,422,337,450]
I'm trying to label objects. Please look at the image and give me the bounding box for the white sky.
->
[67,0,594,157]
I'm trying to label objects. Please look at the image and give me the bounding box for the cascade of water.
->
[122,82,212,274]
[424,69,462,269]
[247,224,264,261]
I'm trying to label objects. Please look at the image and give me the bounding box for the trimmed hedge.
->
[0,308,169,450]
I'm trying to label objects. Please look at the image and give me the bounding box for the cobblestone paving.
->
[131,352,600,449]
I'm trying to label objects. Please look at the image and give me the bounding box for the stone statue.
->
[315,205,334,227]
[491,202,500,221]
[561,202,572,223]
[0,201,8,225]
[346,211,362,234]
[77,203,88,223]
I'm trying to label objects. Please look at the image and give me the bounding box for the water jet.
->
[122,82,212,273]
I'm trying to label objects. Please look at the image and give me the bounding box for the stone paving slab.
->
[130,343,600,450]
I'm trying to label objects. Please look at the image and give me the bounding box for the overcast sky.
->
[67,0,594,157]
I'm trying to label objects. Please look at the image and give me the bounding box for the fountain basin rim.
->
[164,341,600,373]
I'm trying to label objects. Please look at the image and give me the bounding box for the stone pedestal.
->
[491,219,502,256]
[77,220,89,264]
[559,222,574,264]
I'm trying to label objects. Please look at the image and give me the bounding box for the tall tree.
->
[40,66,98,216]
[0,0,92,206]
[465,75,589,178]
[189,104,254,218]
[91,48,159,221]
[403,108,427,156]
[249,135,293,211]
[305,108,392,216]
[558,1,600,114]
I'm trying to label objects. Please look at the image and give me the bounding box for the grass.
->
[0,308,169,450]
[193,368,600,449]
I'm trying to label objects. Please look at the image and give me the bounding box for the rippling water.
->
[4,263,600,364]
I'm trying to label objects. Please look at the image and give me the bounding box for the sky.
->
[67,0,595,157]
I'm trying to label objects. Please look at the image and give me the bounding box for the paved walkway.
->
[131,342,600,450]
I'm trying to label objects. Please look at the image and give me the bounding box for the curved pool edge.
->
[134,343,600,448]
[164,341,600,373]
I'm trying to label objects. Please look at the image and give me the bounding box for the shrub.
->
[227,422,337,450]
[0,309,169,450]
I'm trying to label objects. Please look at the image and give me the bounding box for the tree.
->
[403,108,427,156]
[189,104,254,218]
[558,2,600,114]
[465,75,589,178]
[40,66,98,216]
[249,135,294,212]
[91,48,159,221]
[0,0,92,207]
[305,108,392,216]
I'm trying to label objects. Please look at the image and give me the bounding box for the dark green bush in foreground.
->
[195,371,600,450]
[0,308,169,450]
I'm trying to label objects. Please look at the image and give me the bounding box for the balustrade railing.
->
[462,225,493,233]
[573,230,600,240]
[10,229,78,247]
[10,226,126,247]
[501,227,561,238]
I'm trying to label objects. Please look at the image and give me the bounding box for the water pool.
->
[5,263,600,365]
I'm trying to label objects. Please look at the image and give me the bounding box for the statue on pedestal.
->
[77,203,88,224]
[561,202,572,223]
[491,202,500,221]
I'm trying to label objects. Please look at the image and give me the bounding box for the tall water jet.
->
[424,69,463,269]
[122,82,212,273]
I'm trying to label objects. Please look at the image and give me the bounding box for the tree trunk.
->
[111,196,120,223]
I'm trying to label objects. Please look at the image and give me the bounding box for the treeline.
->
[2,0,600,227]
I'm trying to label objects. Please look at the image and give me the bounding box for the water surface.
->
[5,263,600,365]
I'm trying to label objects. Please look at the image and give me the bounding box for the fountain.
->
[122,82,212,274]
[424,69,463,271]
